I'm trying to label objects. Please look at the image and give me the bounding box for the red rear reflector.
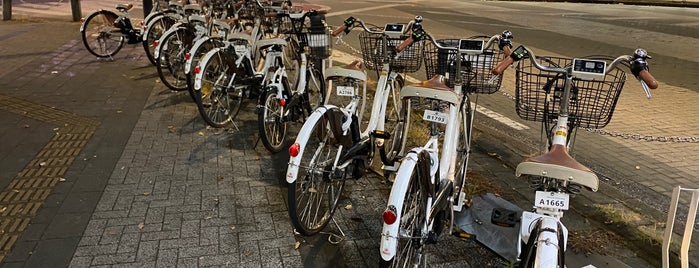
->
[154,40,159,47]
[383,205,397,224]
[278,99,286,106]
[80,18,85,23]
[289,143,300,157]
[194,66,201,74]
[185,53,191,60]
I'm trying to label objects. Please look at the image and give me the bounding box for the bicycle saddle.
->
[116,4,133,12]
[401,75,459,105]
[516,144,599,192]
[324,60,366,81]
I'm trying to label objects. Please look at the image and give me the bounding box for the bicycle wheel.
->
[80,10,124,58]
[143,14,176,66]
[380,151,429,267]
[302,66,326,115]
[157,27,195,91]
[382,75,408,178]
[194,50,242,128]
[258,83,288,153]
[283,36,300,92]
[454,99,474,198]
[288,110,345,236]
[186,38,224,102]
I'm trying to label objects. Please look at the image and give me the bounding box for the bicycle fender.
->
[379,149,423,261]
[192,47,226,90]
[153,23,186,59]
[142,14,165,41]
[184,36,212,74]
[520,212,568,258]
[80,10,117,32]
[286,105,338,184]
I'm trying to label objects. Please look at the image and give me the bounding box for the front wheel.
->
[288,110,345,236]
[382,75,408,179]
[380,151,429,267]
[302,66,326,116]
[142,14,176,66]
[81,10,124,58]
[258,87,288,153]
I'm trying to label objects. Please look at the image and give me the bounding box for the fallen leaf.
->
[205,216,212,220]
[308,188,317,193]
[59,178,66,182]
[23,124,30,128]
[116,110,123,113]
[635,165,641,170]
[488,152,498,157]
[0,207,7,213]
[217,175,224,182]
[51,71,58,74]
[198,131,205,136]
[138,223,145,230]
[294,241,301,249]
[344,204,353,210]
[39,162,47,167]
[143,192,150,196]
[230,226,236,231]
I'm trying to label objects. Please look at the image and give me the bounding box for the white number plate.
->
[422,110,448,124]
[535,191,569,210]
[336,86,355,96]
[234,45,247,53]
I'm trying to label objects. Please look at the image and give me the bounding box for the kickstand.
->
[321,218,345,245]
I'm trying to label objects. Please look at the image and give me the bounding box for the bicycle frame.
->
[380,32,505,263]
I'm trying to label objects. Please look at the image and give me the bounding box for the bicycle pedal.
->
[491,208,518,227]
[370,130,391,140]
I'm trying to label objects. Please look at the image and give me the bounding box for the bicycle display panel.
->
[384,23,404,38]
[572,58,606,81]
[458,39,484,54]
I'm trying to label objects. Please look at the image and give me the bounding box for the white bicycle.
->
[378,26,512,267]
[284,16,425,237]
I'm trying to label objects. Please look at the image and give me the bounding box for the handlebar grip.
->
[638,70,658,89]
[395,37,414,53]
[332,25,347,37]
[492,56,514,75]
[503,45,512,57]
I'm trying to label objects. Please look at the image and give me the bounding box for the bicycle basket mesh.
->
[423,39,504,94]
[358,32,424,72]
[297,30,332,61]
[515,56,627,129]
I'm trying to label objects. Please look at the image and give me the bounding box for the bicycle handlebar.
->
[492,45,659,97]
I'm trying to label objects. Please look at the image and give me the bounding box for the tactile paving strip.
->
[0,95,98,262]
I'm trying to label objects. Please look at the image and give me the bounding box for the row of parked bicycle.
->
[79,1,659,267]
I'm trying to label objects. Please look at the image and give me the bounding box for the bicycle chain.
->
[497,91,698,143]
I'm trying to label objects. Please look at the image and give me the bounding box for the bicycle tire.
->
[302,66,326,116]
[194,49,241,128]
[382,75,408,179]
[80,10,124,58]
[258,83,288,153]
[283,36,301,92]
[287,109,345,236]
[142,14,177,66]
[380,150,429,267]
[186,38,224,102]
[156,27,194,91]
[453,99,473,200]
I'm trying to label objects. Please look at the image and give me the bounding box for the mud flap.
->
[453,193,522,261]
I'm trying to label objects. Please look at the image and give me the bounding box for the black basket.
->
[297,31,332,61]
[515,56,627,129]
[358,32,424,73]
[423,39,503,94]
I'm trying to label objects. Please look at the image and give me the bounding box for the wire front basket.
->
[298,28,332,61]
[358,32,424,73]
[424,38,504,94]
[515,56,627,129]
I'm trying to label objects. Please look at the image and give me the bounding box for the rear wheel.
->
[81,10,124,58]
[156,27,194,91]
[195,50,242,128]
[288,111,345,236]
[381,152,428,267]
[186,38,223,102]
[258,85,288,153]
[382,75,408,179]
[142,14,176,66]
